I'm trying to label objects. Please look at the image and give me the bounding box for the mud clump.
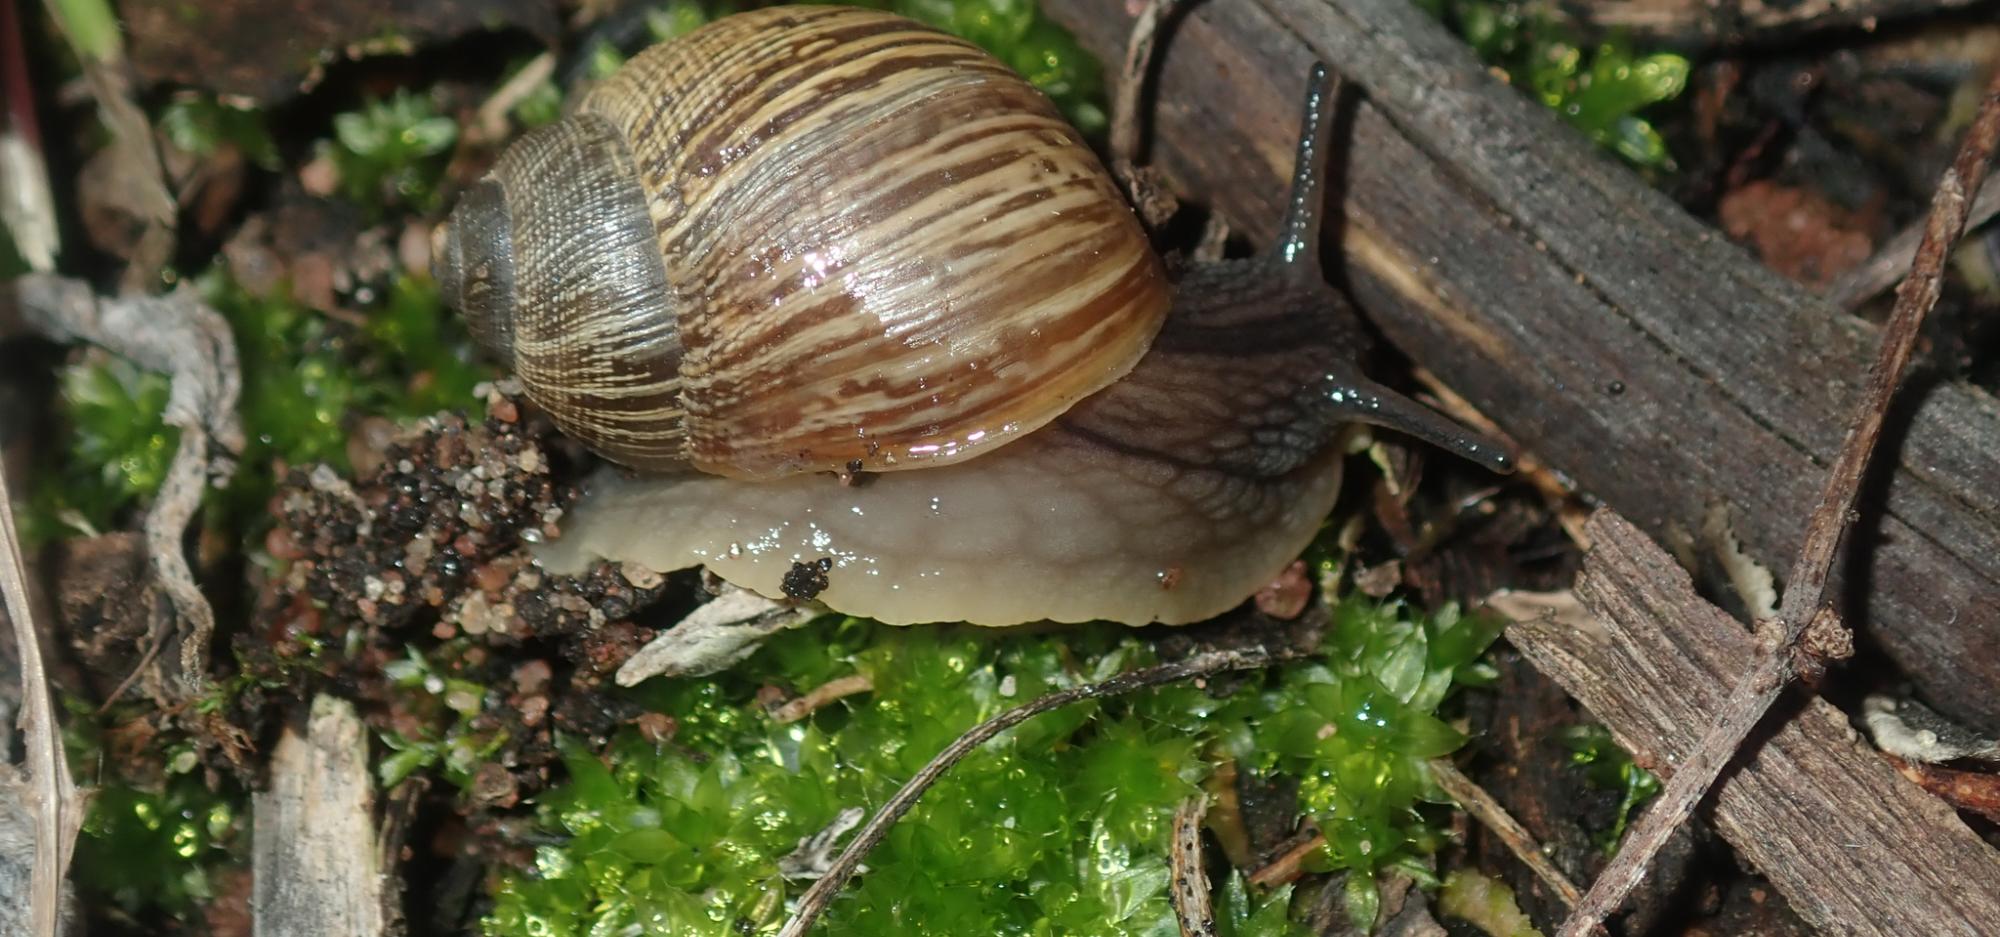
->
[270,387,569,635]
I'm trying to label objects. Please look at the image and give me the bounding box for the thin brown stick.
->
[1555,62,2000,937]
[0,462,82,936]
[1575,0,1988,49]
[1826,176,2000,310]
[1110,0,1182,168]
[11,276,242,699]
[1428,758,1581,909]
[1106,0,1183,229]
[1245,829,1325,888]
[770,674,875,725]
[1168,794,1216,937]
[774,646,1297,937]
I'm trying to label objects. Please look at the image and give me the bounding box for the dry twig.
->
[0,464,82,936]
[1573,0,1989,47]
[470,51,556,145]
[9,275,242,699]
[1826,176,2000,310]
[1110,0,1181,167]
[774,647,1299,937]
[1553,61,2000,937]
[0,0,56,273]
[769,674,874,725]
[1428,758,1581,909]
[1246,829,1325,889]
[1107,0,1183,227]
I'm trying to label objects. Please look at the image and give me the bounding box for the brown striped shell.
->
[432,6,1171,479]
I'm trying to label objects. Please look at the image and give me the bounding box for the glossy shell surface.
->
[577,6,1169,478]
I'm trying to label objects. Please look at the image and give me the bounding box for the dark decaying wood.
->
[1041,0,2000,732]
[1504,511,2000,936]
[1569,0,1994,49]
[1554,58,2000,937]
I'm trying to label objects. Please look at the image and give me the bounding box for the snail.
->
[431,5,1512,627]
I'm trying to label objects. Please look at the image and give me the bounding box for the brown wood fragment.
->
[1041,0,2000,732]
[253,695,387,937]
[0,441,81,937]
[1888,757,2000,824]
[769,673,874,725]
[1571,0,1989,49]
[1502,511,2000,937]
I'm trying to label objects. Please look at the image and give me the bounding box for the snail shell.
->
[432,6,1170,479]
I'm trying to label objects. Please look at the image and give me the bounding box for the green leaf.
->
[1343,872,1382,933]
[378,746,437,788]
[608,829,683,865]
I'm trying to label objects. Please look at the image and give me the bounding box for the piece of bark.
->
[114,0,562,104]
[1570,0,1992,49]
[252,695,387,937]
[1500,511,2000,936]
[1041,0,2000,731]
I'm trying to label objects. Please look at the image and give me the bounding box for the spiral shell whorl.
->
[581,6,1170,479]
[473,115,689,470]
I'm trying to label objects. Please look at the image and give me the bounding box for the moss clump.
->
[377,642,508,789]
[63,701,248,924]
[23,267,489,546]
[23,357,178,543]
[71,776,244,918]
[321,89,460,217]
[484,595,1501,936]
[1424,0,1689,170]
[1559,723,1659,854]
[158,94,282,170]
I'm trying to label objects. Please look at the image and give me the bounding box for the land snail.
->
[430,5,1513,628]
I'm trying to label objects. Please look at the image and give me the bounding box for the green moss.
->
[63,701,248,923]
[21,356,178,543]
[158,95,281,170]
[71,776,245,918]
[322,89,459,218]
[210,268,488,530]
[1426,0,1688,171]
[1558,724,1659,854]
[376,643,508,790]
[211,271,364,475]
[484,596,1501,936]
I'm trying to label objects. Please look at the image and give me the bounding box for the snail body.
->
[437,6,1510,627]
